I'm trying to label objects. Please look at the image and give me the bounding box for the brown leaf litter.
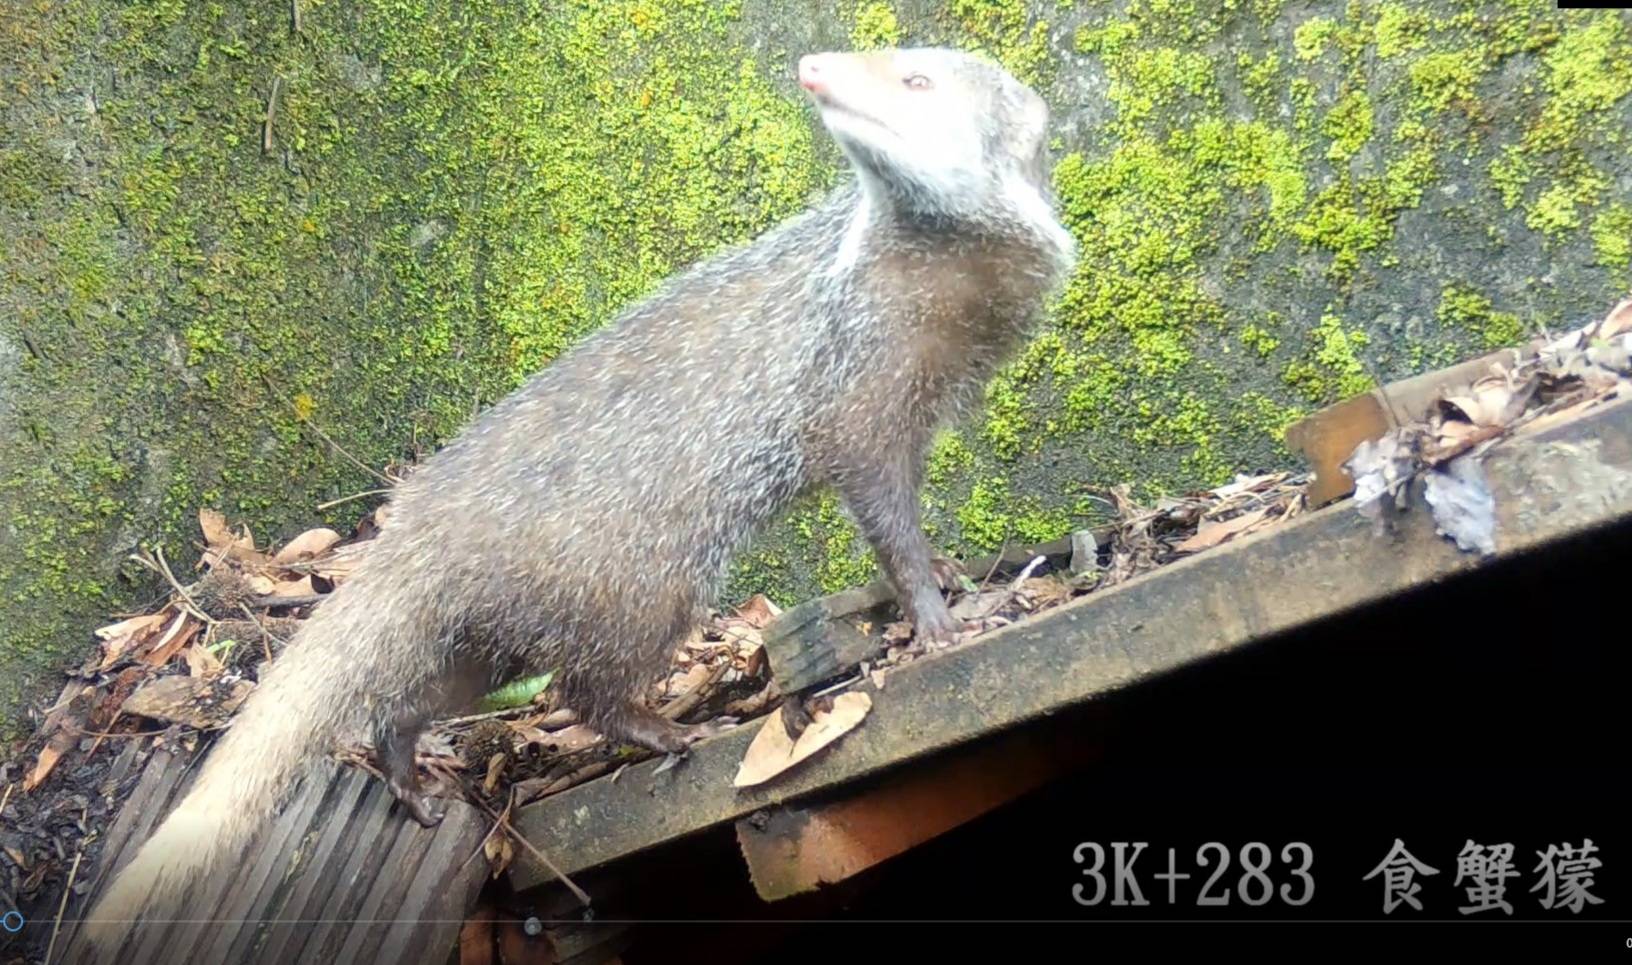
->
[1345,296,1632,555]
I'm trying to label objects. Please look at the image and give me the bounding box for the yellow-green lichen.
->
[852,1,904,50]
[1437,286,1527,350]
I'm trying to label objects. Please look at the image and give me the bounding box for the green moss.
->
[1406,48,1485,114]
[1591,203,1632,270]
[947,0,1054,83]
[1437,285,1527,350]
[1373,3,1428,59]
[1527,183,1583,236]
[851,1,903,50]
[1283,311,1372,403]
[956,477,1013,550]
[1488,145,1534,209]
[1240,323,1280,357]
[980,372,1032,460]
[1323,90,1373,163]
[1293,17,1339,62]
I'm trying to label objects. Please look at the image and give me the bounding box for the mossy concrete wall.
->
[2,0,1628,735]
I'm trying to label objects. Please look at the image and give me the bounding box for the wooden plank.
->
[248,765,373,964]
[331,807,444,963]
[62,750,482,965]
[285,777,399,962]
[373,800,489,965]
[205,768,345,965]
[57,743,187,962]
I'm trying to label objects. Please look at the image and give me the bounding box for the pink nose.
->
[798,54,827,93]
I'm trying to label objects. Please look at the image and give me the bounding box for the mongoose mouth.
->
[808,96,897,144]
[798,53,898,141]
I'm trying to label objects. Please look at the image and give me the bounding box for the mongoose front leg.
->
[834,458,964,646]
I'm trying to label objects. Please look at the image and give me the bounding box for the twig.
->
[538,761,613,797]
[659,660,730,721]
[977,540,1010,591]
[810,674,863,699]
[316,488,392,511]
[0,782,12,820]
[468,794,590,906]
[290,0,302,34]
[301,420,396,485]
[44,849,82,965]
[238,603,278,665]
[85,709,121,757]
[975,555,1047,621]
[129,548,213,625]
[437,705,559,730]
[251,592,328,610]
[262,76,282,156]
[65,721,171,740]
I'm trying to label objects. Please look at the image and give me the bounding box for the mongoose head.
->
[798,48,1058,227]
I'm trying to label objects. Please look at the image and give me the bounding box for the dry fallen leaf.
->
[266,575,318,597]
[1423,456,1497,556]
[483,752,506,795]
[484,831,514,878]
[735,594,783,630]
[95,612,169,669]
[141,612,198,667]
[121,675,253,729]
[198,508,259,563]
[667,662,714,700]
[182,643,224,678]
[1598,297,1632,339]
[507,722,601,755]
[24,746,62,791]
[1176,506,1273,553]
[733,691,872,788]
[273,527,342,565]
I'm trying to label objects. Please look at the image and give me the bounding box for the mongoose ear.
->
[1009,87,1051,185]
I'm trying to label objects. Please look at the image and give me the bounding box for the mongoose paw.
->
[388,778,446,828]
[911,603,966,648]
[929,556,966,591]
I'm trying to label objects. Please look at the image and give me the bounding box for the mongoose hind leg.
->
[599,701,735,755]
[375,712,445,828]
[374,659,495,828]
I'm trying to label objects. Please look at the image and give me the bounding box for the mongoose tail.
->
[78,572,420,952]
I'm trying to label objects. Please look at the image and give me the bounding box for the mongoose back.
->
[84,47,1077,944]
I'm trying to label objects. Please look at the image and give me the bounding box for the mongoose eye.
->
[903,73,933,91]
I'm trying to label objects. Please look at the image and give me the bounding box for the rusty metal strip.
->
[734,725,1102,901]
[511,396,1632,890]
